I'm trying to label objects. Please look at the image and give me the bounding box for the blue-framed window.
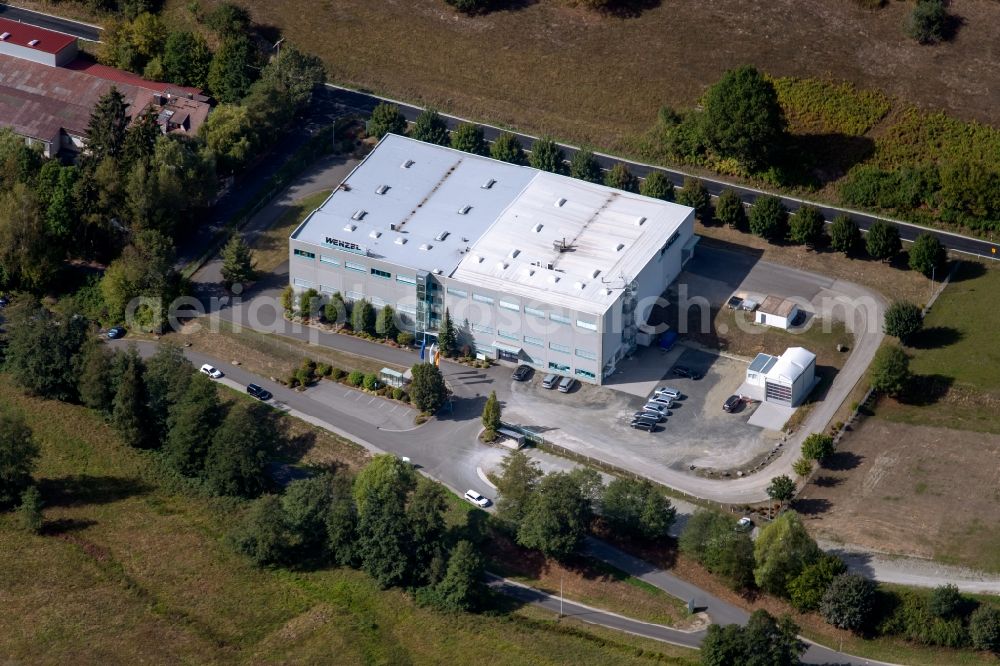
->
[294,249,315,259]
[371,268,391,279]
[575,369,596,379]
[549,361,570,372]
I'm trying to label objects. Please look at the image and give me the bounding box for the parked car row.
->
[629,386,684,432]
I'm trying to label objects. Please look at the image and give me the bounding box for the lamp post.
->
[273,38,285,57]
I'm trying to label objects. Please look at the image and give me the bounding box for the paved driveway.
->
[306,381,417,430]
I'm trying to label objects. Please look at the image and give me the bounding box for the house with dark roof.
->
[0,17,211,157]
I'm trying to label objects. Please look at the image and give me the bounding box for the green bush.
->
[908,232,946,277]
[865,220,902,262]
[969,604,1000,653]
[329,367,345,380]
[883,301,923,342]
[906,0,948,45]
[829,215,861,255]
[396,331,415,347]
[714,189,747,230]
[748,195,788,242]
[346,370,365,387]
[362,373,379,391]
[391,387,405,401]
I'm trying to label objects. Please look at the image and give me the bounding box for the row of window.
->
[295,248,417,286]
[446,289,598,331]
[545,362,595,380]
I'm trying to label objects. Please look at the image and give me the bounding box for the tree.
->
[438,307,457,357]
[281,285,295,317]
[324,291,348,326]
[204,402,280,498]
[122,109,161,169]
[906,0,948,44]
[702,65,786,170]
[749,195,789,242]
[143,342,193,444]
[4,303,88,402]
[350,298,375,335]
[16,485,43,534]
[165,372,221,476]
[207,35,258,103]
[77,340,115,415]
[884,301,923,342]
[677,509,754,589]
[282,475,334,560]
[865,220,901,262]
[375,305,397,340]
[490,132,526,165]
[754,511,821,596]
[801,433,835,462]
[409,363,447,413]
[354,455,416,587]
[604,162,638,192]
[528,136,565,174]
[929,583,964,619]
[325,471,358,566]
[870,344,910,397]
[677,177,712,221]
[601,477,676,541]
[679,510,734,562]
[433,540,483,611]
[112,347,149,447]
[702,610,804,666]
[495,450,543,524]
[788,205,826,247]
[517,472,592,559]
[766,475,796,503]
[792,457,813,477]
[162,30,212,88]
[410,109,450,145]
[85,87,129,163]
[299,288,322,321]
[258,45,326,111]
[100,229,179,332]
[969,604,1000,653]
[788,553,847,611]
[368,102,407,140]
[639,171,674,201]
[220,234,256,289]
[481,391,501,441]
[230,494,287,566]
[820,573,877,631]
[206,2,252,35]
[829,215,861,256]
[199,103,254,174]
[0,413,39,508]
[714,189,746,229]
[407,478,448,582]
[908,232,945,277]
[569,148,602,183]
[450,123,487,155]
[0,183,61,292]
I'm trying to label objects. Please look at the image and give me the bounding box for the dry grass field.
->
[795,417,1000,573]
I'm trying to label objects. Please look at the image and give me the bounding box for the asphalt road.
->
[0,3,101,41]
[317,84,1000,262]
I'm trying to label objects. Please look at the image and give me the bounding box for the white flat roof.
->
[292,134,535,274]
[767,347,816,382]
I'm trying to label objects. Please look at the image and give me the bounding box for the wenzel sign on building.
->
[324,237,366,255]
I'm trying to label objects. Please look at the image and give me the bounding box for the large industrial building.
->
[289,135,697,384]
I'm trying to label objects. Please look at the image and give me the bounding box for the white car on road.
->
[464,490,490,508]
[200,363,224,379]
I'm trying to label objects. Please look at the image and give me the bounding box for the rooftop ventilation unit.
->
[553,238,572,253]
[457,205,471,215]
[591,269,601,279]
[369,230,381,239]
[527,268,535,276]
[473,254,484,263]
[616,243,625,252]
[419,243,432,251]
[549,275,559,284]
[497,261,508,270]
[394,237,407,245]
[389,223,397,231]
[434,231,450,242]
[532,223,543,233]
[344,224,356,232]
[636,216,647,226]
[546,262,554,270]
[574,281,585,290]
[351,209,367,221]
[0,33,9,41]
[508,249,520,259]
[28,39,39,46]
[555,197,567,208]
[375,184,389,195]
[433,268,443,275]
[481,178,496,189]
[401,160,414,169]
[603,288,613,296]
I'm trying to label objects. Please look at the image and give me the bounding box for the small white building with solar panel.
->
[745,347,816,407]
[288,134,698,385]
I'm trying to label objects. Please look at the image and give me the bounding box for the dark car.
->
[246,383,273,401]
[632,411,664,423]
[723,395,742,412]
[511,364,533,382]
[726,296,743,310]
[0,295,9,308]
[107,327,126,339]
[672,365,703,380]
[629,419,655,431]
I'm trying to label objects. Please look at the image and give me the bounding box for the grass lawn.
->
[251,189,331,274]
[0,374,702,664]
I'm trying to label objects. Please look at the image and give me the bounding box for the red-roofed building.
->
[0,16,211,157]
[0,17,77,66]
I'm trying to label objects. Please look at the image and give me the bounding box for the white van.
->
[557,376,576,393]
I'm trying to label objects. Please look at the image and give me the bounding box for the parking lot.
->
[504,347,779,477]
[305,381,417,430]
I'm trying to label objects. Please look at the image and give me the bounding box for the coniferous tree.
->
[865,220,902,261]
[326,471,358,566]
[489,132,526,165]
[495,450,542,524]
[220,234,256,288]
[77,340,114,415]
[714,189,746,229]
[481,391,501,440]
[677,177,712,221]
[409,109,450,145]
[408,363,447,413]
[569,148,602,183]
[829,215,861,255]
[375,305,398,340]
[143,342,193,444]
[604,162,638,192]
[0,413,39,508]
[438,308,457,357]
[230,494,288,566]
[639,171,675,201]
[85,87,129,163]
[407,478,448,584]
[17,485,43,534]
[204,402,279,498]
[434,540,483,611]
[112,347,149,447]
[450,123,487,155]
[165,372,222,476]
[528,136,564,174]
[368,102,408,140]
[350,298,376,335]
[122,108,161,169]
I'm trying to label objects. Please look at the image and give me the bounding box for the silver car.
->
[649,395,674,408]
[642,402,669,416]
[654,387,682,400]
